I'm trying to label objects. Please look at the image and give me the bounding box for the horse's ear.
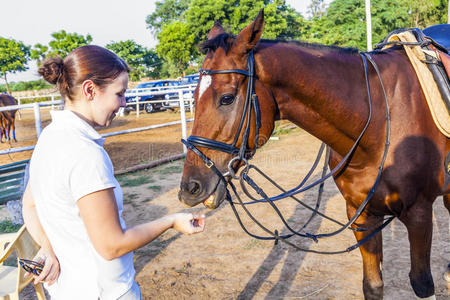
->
[233,9,264,54]
[208,21,226,40]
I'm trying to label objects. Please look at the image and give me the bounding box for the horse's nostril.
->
[187,181,201,195]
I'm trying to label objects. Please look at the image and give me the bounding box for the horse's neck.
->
[258,43,371,157]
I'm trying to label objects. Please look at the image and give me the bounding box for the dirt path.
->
[119,129,449,299]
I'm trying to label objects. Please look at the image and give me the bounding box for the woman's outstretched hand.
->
[171,213,205,234]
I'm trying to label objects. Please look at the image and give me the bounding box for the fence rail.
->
[0,85,196,155]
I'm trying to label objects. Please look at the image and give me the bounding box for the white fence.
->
[1,86,197,156]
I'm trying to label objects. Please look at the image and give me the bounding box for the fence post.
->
[51,95,55,110]
[136,97,140,118]
[33,102,42,138]
[17,98,22,120]
[179,90,187,154]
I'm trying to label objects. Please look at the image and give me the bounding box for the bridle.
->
[181,50,394,254]
[181,51,260,179]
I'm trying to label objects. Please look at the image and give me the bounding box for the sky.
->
[0,0,321,83]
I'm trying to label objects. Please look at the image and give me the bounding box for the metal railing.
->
[0,86,197,155]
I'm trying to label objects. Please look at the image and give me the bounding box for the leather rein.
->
[181,50,394,254]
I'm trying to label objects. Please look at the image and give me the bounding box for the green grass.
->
[117,174,155,187]
[0,220,22,233]
[123,193,139,203]
[157,165,183,175]
[147,185,161,192]
[271,121,298,137]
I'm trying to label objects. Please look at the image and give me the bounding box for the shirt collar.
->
[50,110,106,146]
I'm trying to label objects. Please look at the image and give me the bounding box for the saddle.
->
[422,24,450,52]
[376,25,450,137]
[419,24,450,113]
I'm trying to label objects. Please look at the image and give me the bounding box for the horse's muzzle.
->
[178,178,227,208]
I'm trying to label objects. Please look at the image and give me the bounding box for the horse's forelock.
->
[199,33,234,54]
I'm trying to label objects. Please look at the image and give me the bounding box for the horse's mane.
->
[199,32,359,55]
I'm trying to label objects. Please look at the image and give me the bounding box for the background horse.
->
[178,10,449,300]
[0,94,18,142]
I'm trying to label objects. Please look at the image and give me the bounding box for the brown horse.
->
[0,94,18,142]
[178,10,449,300]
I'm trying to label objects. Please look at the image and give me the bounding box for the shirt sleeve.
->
[68,144,116,202]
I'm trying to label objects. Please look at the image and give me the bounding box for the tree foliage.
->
[156,21,195,77]
[30,43,49,65]
[302,0,448,50]
[183,0,305,43]
[146,0,191,35]
[31,30,92,64]
[147,0,306,74]
[0,79,51,93]
[106,40,162,81]
[0,37,30,94]
[48,30,92,58]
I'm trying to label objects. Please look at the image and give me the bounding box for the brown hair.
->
[38,45,129,101]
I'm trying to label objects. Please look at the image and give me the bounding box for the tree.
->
[303,0,448,49]
[184,0,305,45]
[48,30,92,58]
[156,21,195,77]
[31,30,92,64]
[148,0,306,74]
[30,43,49,66]
[146,0,192,35]
[142,49,166,79]
[106,40,162,81]
[0,37,30,94]
[409,0,448,27]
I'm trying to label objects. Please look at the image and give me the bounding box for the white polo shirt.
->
[29,110,135,300]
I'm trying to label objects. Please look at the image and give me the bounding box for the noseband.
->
[181,51,260,179]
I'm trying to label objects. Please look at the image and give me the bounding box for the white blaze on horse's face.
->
[198,75,211,100]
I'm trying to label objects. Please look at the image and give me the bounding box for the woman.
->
[22,45,205,300]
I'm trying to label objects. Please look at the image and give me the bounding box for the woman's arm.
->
[22,184,60,285]
[78,188,205,261]
[22,184,50,248]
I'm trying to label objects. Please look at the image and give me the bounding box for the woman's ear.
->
[81,80,96,100]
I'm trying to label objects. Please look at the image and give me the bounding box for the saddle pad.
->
[384,31,450,137]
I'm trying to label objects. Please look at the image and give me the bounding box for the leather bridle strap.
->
[181,139,227,182]
[184,51,260,166]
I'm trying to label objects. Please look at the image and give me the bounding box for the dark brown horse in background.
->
[0,94,18,142]
[178,10,449,300]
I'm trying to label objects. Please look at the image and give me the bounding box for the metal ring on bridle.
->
[225,156,249,180]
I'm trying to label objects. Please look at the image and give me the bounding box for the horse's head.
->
[179,10,277,209]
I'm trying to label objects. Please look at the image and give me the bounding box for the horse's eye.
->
[220,94,235,106]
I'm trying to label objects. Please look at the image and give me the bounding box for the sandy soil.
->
[121,129,449,299]
[0,108,193,170]
[4,110,448,299]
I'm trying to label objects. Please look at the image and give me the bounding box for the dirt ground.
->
[0,107,193,170]
[2,109,448,299]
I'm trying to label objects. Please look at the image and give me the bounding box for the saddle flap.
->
[439,51,450,77]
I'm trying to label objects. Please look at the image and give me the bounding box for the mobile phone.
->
[18,258,44,276]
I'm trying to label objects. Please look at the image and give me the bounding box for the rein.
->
[181,51,394,254]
